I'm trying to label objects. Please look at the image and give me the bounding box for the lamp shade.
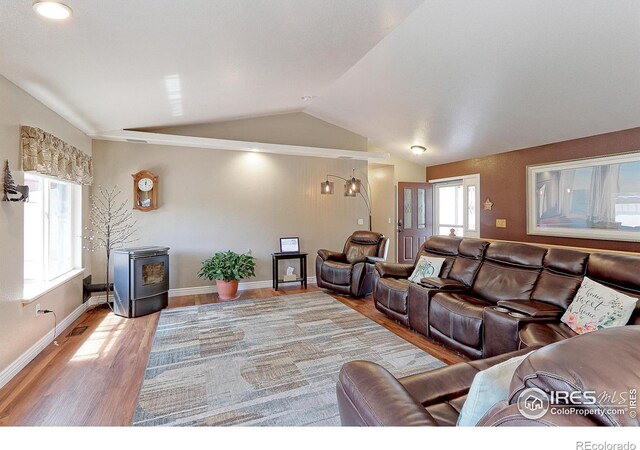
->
[344,182,357,197]
[321,180,334,194]
[348,177,361,194]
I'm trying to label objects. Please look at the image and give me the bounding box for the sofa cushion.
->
[345,243,379,263]
[542,248,588,276]
[472,261,541,303]
[376,278,410,314]
[484,242,547,268]
[423,235,461,256]
[321,260,352,286]
[561,277,636,334]
[457,352,531,426]
[530,271,582,310]
[430,293,492,349]
[408,256,445,283]
[518,322,576,348]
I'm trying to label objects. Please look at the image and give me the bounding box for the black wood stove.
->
[113,246,170,318]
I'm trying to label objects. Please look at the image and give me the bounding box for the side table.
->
[272,252,308,291]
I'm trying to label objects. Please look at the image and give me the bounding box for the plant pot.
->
[216,279,239,300]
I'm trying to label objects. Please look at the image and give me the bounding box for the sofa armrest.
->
[317,249,347,262]
[419,277,467,291]
[497,300,564,318]
[375,262,414,279]
[337,361,437,426]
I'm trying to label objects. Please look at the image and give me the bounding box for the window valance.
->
[21,126,93,185]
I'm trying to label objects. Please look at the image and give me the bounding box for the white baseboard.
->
[0,301,88,390]
[168,277,317,298]
[88,277,318,302]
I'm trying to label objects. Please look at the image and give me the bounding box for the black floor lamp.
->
[321,169,372,231]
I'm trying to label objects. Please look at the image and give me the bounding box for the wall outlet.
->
[35,303,41,317]
[388,218,392,224]
[357,218,364,225]
[496,219,507,228]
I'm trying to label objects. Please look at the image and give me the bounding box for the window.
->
[24,174,82,295]
[432,174,480,238]
[528,152,640,241]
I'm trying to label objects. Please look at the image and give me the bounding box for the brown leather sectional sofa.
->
[372,236,640,359]
[337,325,640,426]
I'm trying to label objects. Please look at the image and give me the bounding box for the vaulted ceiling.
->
[2,0,640,164]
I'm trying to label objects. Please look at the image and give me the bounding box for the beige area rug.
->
[133,291,445,426]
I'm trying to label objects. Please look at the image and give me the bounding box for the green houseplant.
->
[198,250,256,300]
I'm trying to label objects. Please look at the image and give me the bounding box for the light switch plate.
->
[496,219,507,228]
[357,218,364,225]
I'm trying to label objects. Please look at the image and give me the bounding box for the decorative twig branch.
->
[83,185,137,308]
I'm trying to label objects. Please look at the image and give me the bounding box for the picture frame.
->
[279,237,300,253]
[526,152,640,242]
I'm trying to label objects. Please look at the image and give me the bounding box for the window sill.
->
[22,268,86,306]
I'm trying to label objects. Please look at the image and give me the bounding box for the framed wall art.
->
[527,152,640,242]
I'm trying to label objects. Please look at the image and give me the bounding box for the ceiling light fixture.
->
[301,95,315,102]
[33,1,73,20]
[411,145,427,155]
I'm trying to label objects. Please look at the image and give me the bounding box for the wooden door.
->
[397,182,431,264]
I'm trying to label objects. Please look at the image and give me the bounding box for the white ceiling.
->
[2,0,640,165]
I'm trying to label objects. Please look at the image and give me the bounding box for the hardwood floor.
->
[0,285,463,426]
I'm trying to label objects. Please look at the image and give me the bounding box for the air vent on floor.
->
[67,325,88,337]
[126,138,148,143]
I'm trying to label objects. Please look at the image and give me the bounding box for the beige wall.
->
[91,140,369,288]
[0,75,91,376]
[140,112,369,152]
[369,165,396,261]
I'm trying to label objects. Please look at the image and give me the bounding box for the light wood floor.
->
[0,285,463,426]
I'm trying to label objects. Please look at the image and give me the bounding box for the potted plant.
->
[198,250,256,300]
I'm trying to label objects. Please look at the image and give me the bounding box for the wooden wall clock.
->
[132,170,158,211]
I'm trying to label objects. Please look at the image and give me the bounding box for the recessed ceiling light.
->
[411,145,426,155]
[301,95,315,102]
[33,1,73,20]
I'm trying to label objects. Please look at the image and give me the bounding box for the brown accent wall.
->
[425,127,640,253]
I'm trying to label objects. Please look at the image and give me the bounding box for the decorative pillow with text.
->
[561,277,636,335]
[408,256,445,284]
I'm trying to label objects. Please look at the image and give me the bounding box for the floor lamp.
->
[320,169,372,231]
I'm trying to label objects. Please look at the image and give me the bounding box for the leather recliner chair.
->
[316,231,389,298]
[337,325,640,426]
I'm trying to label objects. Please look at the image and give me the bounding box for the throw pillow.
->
[561,277,637,335]
[408,256,445,284]
[457,352,532,427]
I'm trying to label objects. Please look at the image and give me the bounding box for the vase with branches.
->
[84,185,137,308]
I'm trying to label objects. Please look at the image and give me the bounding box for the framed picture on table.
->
[279,237,300,253]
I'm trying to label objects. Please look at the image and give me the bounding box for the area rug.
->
[132,291,445,426]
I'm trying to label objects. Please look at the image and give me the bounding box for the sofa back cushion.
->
[472,242,546,303]
[344,231,384,263]
[586,253,640,325]
[448,238,490,286]
[414,236,461,278]
[531,248,589,309]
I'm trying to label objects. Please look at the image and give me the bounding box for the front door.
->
[397,182,430,264]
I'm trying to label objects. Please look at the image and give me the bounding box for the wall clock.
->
[132,170,159,211]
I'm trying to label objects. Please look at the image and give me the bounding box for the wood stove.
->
[113,246,170,318]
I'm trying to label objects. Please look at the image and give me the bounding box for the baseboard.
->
[87,277,318,301]
[0,301,88,390]
[168,277,317,298]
